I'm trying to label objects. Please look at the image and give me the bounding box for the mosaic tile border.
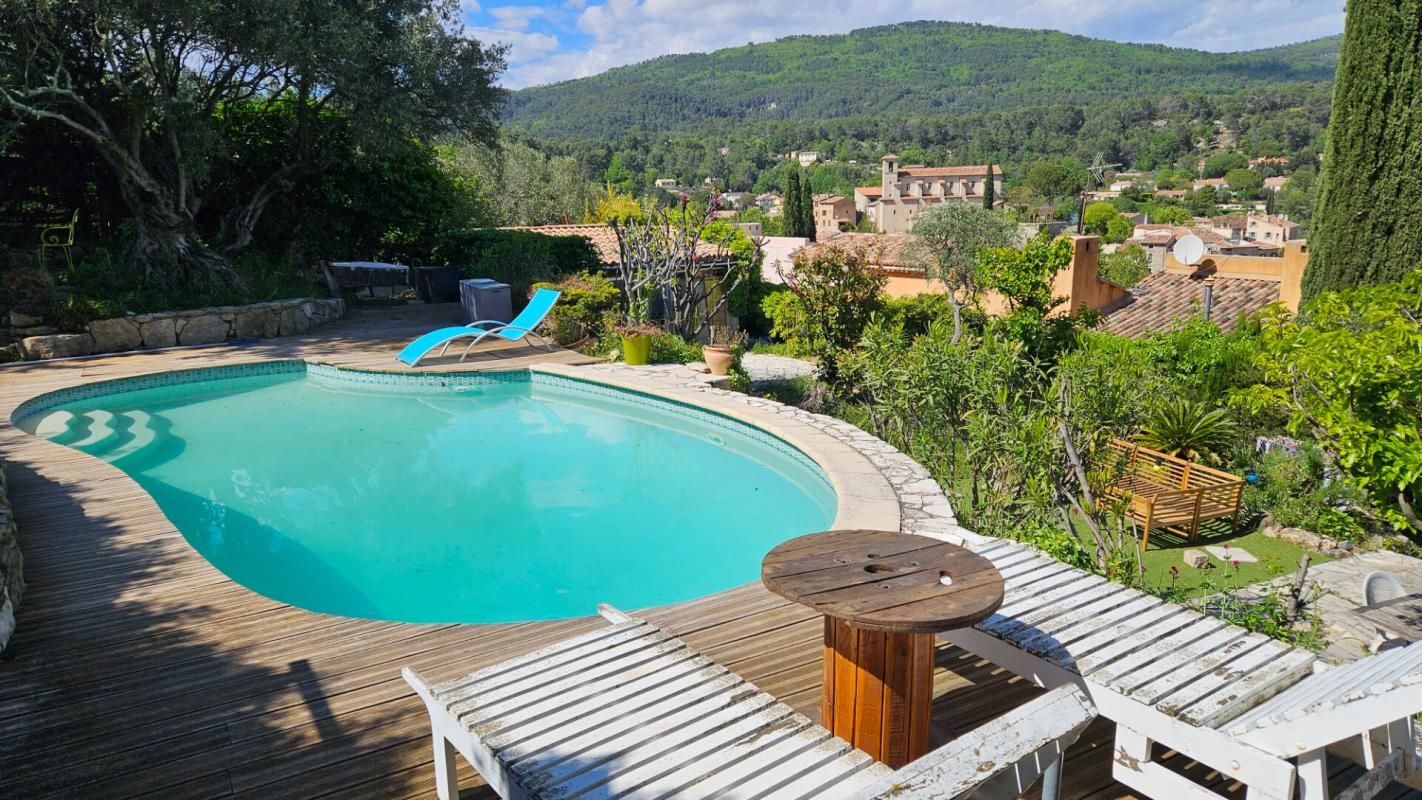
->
[304,363,527,394]
[10,361,832,491]
[10,360,305,424]
[531,372,830,483]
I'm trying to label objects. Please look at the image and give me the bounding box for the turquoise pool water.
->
[16,365,836,623]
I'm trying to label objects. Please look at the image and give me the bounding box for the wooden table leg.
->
[821,617,933,768]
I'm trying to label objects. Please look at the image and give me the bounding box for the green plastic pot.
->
[621,334,652,365]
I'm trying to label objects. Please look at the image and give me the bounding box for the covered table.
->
[761,530,1004,767]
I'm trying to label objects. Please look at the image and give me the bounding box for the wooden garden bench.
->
[404,605,1096,800]
[940,536,1422,800]
[1102,438,1246,550]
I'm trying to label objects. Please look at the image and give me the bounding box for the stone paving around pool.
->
[741,353,818,384]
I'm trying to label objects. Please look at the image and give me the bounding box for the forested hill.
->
[505,22,1340,139]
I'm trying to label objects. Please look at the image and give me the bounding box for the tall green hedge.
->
[434,229,602,300]
[1304,0,1422,298]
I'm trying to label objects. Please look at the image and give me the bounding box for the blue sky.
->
[460,1,1345,89]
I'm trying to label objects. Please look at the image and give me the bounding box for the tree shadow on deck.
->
[0,455,419,799]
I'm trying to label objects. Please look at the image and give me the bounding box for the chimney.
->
[1279,240,1308,313]
[1202,276,1216,322]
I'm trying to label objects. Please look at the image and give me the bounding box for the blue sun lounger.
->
[396,287,561,366]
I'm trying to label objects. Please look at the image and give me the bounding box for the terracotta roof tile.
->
[1099,271,1281,338]
[855,186,883,197]
[506,224,621,265]
[799,232,918,270]
[898,165,992,178]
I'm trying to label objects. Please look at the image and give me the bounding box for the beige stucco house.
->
[1246,214,1300,245]
[813,194,857,238]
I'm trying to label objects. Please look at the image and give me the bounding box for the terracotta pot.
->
[621,334,652,365]
[703,344,734,375]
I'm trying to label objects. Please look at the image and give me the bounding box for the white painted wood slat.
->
[501,663,745,765]
[1043,602,1199,671]
[1099,624,1249,695]
[1015,594,1166,658]
[983,571,1110,628]
[1152,642,1298,717]
[1178,649,1316,728]
[1231,643,1422,734]
[430,620,652,696]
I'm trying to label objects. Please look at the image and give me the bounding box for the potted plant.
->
[702,325,746,376]
[617,320,659,366]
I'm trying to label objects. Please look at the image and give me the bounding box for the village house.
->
[788,150,820,167]
[719,191,750,209]
[800,232,1125,317]
[1249,156,1290,169]
[1201,213,1301,247]
[1263,176,1288,192]
[1205,216,1248,244]
[852,185,882,225]
[757,236,811,284]
[754,192,784,217]
[854,155,1004,233]
[1247,213,1300,244]
[1192,177,1228,192]
[1098,240,1307,337]
[1131,219,1290,272]
[1109,172,1145,191]
[812,193,856,237]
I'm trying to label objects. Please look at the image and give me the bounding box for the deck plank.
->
[1,304,1217,799]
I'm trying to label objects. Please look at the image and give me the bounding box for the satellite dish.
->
[1173,234,1206,266]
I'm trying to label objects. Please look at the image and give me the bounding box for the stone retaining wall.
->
[0,461,21,654]
[7,297,345,361]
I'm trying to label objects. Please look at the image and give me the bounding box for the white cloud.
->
[492,0,1344,89]
[467,26,562,61]
[489,4,549,31]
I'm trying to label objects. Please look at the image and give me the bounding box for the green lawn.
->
[746,341,808,358]
[1127,520,1328,598]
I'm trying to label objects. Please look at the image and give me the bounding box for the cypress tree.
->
[983,163,996,210]
[785,168,803,237]
[1304,0,1422,298]
[799,172,816,241]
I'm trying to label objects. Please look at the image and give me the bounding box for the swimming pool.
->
[14,363,837,623]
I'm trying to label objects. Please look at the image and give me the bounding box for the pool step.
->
[35,409,168,464]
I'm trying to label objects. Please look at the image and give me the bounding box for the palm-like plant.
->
[1136,398,1238,464]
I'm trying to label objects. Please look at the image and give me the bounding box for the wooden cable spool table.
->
[761,530,1005,768]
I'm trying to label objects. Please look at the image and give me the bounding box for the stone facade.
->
[8,298,344,362]
[0,461,22,654]
[861,155,1005,234]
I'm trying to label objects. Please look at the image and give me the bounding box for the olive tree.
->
[909,204,1018,342]
[0,0,506,287]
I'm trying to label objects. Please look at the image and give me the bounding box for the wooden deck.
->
[0,306,1403,799]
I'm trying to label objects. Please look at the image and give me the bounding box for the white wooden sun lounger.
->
[934,536,1422,800]
[403,605,1096,800]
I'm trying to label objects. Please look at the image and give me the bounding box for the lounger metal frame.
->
[434,321,556,362]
